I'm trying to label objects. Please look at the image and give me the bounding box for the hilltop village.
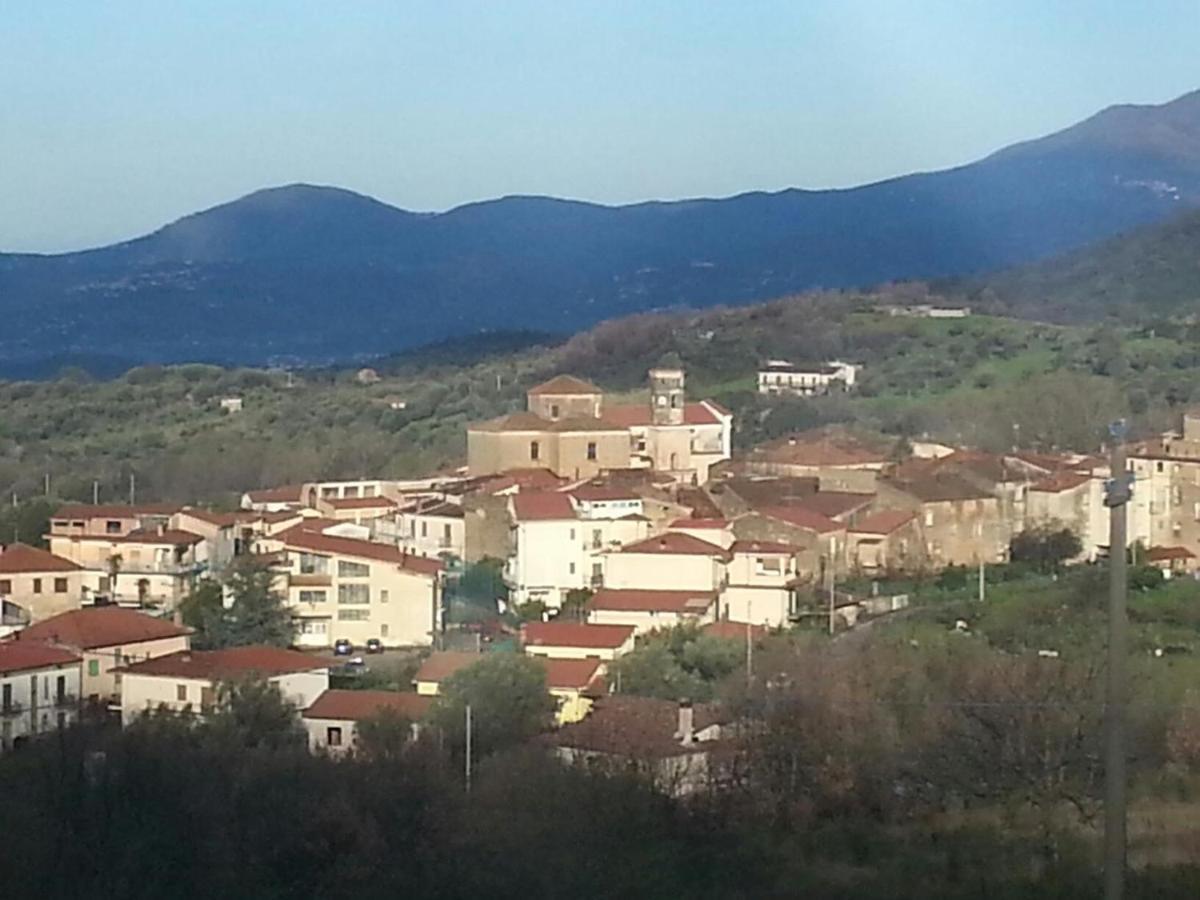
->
[1,363,1196,776]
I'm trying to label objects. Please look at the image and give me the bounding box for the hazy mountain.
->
[4,90,1200,370]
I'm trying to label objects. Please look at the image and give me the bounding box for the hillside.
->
[4,91,1200,370]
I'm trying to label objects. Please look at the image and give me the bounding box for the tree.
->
[355,709,418,762]
[179,578,223,632]
[205,678,307,751]
[429,654,554,758]
[189,557,294,649]
[453,557,509,612]
[1009,524,1082,572]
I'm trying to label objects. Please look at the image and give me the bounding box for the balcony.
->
[1,702,23,717]
[291,573,332,587]
[55,694,78,708]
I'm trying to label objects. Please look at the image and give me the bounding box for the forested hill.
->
[4,90,1200,368]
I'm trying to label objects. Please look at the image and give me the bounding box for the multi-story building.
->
[757,360,858,396]
[585,588,718,635]
[0,641,82,752]
[0,543,92,624]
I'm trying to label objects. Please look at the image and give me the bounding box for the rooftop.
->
[527,375,603,396]
[303,689,432,721]
[588,589,717,614]
[1146,546,1197,562]
[511,492,577,522]
[63,528,205,546]
[756,506,843,534]
[522,621,635,650]
[849,509,918,535]
[117,646,328,679]
[53,503,180,520]
[0,542,83,574]
[15,606,190,650]
[1028,471,1093,493]
[0,642,81,676]
[703,619,769,641]
[245,484,305,504]
[325,496,399,510]
[277,527,443,576]
[618,533,731,558]
[568,485,641,503]
[413,651,482,684]
[536,656,606,692]
[602,402,724,428]
[550,696,723,758]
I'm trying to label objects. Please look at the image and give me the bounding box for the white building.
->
[585,588,717,635]
[721,540,798,627]
[521,621,636,661]
[601,533,729,593]
[117,645,330,725]
[0,642,82,751]
[757,360,859,397]
[302,689,430,755]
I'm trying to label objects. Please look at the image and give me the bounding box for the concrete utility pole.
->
[1104,421,1132,900]
[129,474,136,505]
[464,704,473,794]
[826,559,836,636]
[978,560,986,603]
[93,480,100,505]
[745,621,754,688]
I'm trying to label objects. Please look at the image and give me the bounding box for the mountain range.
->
[4,89,1200,372]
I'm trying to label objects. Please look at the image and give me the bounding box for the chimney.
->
[675,699,695,746]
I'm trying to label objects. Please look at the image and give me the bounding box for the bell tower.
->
[648,366,685,426]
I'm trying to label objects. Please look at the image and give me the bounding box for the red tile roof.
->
[0,642,81,675]
[303,689,432,721]
[1146,546,1197,562]
[757,506,843,534]
[537,656,605,691]
[277,527,443,576]
[550,696,723,758]
[325,496,399,510]
[602,403,723,427]
[64,528,204,546]
[413,651,482,684]
[16,606,190,650]
[568,485,640,502]
[790,491,874,519]
[511,492,577,522]
[703,619,769,641]
[850,509,918,535]
[588,589,717,614]
[753,433,889,467]
[669,518,729,529]
[471,411,553,433]
[522,621,635,650]
[117,646,327,679]
[618,533,731,558]
[53,503,180,520]
[176,508,240,527]
[1028,471,1092,493]
[527,375,602,396]
[729,540,795,555]
[0,542,83,573]
[245,485,305,504]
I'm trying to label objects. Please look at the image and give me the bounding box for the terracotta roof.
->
[245,485,305,504]
[413,651,482,684]
[325,496,399,510]
[1145,546,1197,562]
[547,416,626,434]
[588,589,717,614]
[117,646,327,679]
[729,540,795,555]
[408,501,465,519]
[303,689,432,721]
[669,518,729,529]
[703,620,768,641]
[277,527,443,576]
[0,642,81,675]
[790,491,874,519]
[1029,471,1092,493]
[569,485,641,502]
[177,508,240,527]
[527,375,603,396]
[602,403,723,427]
[850,509,918,535]
[53,503,179,520]
[0,542,83,573]
[550,696,723,758]
[523,621,635,650]
[754,433,889,467]
[472,468,567,495]
[511,492,577,522]
[64,528,204,546]
[16,606,190,649]
[757,506,843,534]
[886,474,994,503]
[470,411,552,433]
[674,486,725,519]
[536,656,605,691]
[618,533,731,558]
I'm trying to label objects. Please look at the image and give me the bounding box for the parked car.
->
[336,658,368,678]
[333,639,353,656]
[365,638,383,654]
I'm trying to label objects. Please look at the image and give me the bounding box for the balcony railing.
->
[55,694,78,708]
[1,702,23,716]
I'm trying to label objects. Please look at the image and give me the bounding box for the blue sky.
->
[3,1,1199,252]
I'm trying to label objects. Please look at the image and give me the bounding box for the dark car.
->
[365,638,383,654]
[333,639,353,656]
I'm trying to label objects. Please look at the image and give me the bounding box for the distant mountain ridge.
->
[4,89,1200,369]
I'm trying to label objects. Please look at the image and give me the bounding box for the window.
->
[0,579,10,595]
[380,589,389,604]
[299,590,327,604]
[176,684,188,702]
[587,442,597,461]
[87,659,100,677]
[54,578,68,593]
[56,676,65,702]
[530,441,540,461]
[200,686,215,712]
[924,511,934,527]
[421,522,428,538]
[322,487,338,498]
[298,553,328,575]
[1,683,11,711]
[338,608,369,621]
[1157,461,1165,473]
[327,726,343,747]
[338,584,371,605]
[105,520,122,534]
[551,403,560,418]
[569,562,576,575]
[337,560,370,578]
[569,528,576,540]
[98,576,109,592]
[592,529,602,549]
[32,578,42,594]
[344,486,360,498]
[755,557,782,574]
[380,624,389,637]
[443,523,452,543]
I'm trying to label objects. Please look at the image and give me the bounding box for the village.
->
[1,362,1197,791]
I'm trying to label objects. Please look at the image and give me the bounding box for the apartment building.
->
[0,642,82,752]
[585,588,718,635]
[601,533,730,593]
[395,500,465,560]
[721,540,798,627]
[757,359,858,396]
[0,543,91,624]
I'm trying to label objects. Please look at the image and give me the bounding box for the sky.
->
[3,1,1200,253]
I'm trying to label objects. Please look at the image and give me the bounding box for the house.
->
[47,527,208,609]
[602,533,730,593]
[467,368,733,485]
[721,540,798,627]
[757,359,859,396]
[846,510,924,574]
[878,468,1010,567]
[49,503,179,538]
[413,651,482,695]
[13,606,191,706]
[0,543,90,623]
[274,527,443,649]
[303,689,431,754]
[740,430,891,492]
[537,656,606,724]
[506,492,585,609]
[550,697,727,796]
[521,621,636,661]
[0,642,82,752]
[395,500,465,560]
[667,518,734,549]
[241,485,305,513]
[1144,546,1198,577]
[322,495,401,525]
[218,396,244,413]
[1025,470,1102,560]
[730,507,846,581]
[172,508,239,570]
[116,645,330,725]
[586,588,717,635]
[355,368,382,385]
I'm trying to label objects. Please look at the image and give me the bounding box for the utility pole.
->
[43,472,50,497]
[745,621,754,688]
[129,474,136,506]
[464,704,473,794]
[93,480,100,505]
[1104,420,1132,900]
[978,560,986,603]
[826,557,836,636]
